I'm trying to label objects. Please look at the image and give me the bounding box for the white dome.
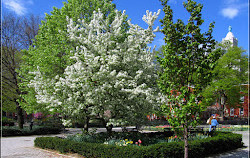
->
[222,26,238,47]
[224,32,235,40]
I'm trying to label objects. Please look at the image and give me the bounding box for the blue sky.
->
[2,0,249,54]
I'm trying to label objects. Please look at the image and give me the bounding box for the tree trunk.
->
[84,116,90,132]
[16,102,24,129]
[183,123,188,158]
[136,124,141,131]
[15,74,25,129]
[101,118,113,136]
[219,93,226,121]
[106,124,113,136]
[218,101,224,121]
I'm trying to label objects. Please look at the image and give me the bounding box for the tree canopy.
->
[202,45,248,118]
[22,0,164,132]
[156,0,221,157]
[19,0,124,113]
[1,13,41,128]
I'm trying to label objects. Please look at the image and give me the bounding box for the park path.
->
[1,135,83,158]
[1,127,249,158]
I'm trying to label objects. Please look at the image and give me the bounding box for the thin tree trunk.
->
[84,116,90,132]
[219,93,226,121]
[14,70,25,129]
[218,101,224,120]
[183,123,188,158]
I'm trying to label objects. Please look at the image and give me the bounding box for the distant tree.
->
[2,46,22,113]
[21,14,41,48]
[157,0,221,157]
[202,45,248,119]
[1,14,22,114]
[1,13,41,129]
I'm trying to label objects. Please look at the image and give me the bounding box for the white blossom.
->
[29,8,167,125]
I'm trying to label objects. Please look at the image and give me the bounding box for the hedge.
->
[2,117,15,126]
[1,126,62,137]
[34,132,243,158]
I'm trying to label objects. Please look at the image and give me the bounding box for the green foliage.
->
[1,46,22,119]
[1,125,62,137]
[35,132,243,158]
[2,13,42,129]
[157,1,222,156]
[66,131,170,146]
[104,139,135,146]
[202,46,248,109]
[216,125,250,131]
[157,0,221,130]
[33,115,63,128]
[67,132,104,143]
[167,133,209,143]
[65,131,217,147]
[189,131,243,157]
[2,117,15,126]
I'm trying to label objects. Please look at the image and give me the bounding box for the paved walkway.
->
[1,127,249,158]
[1,135,81,158]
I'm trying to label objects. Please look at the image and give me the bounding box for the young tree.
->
[202,46,248,119]
[157,0,221,157]
[28,9,162,133]
[18,0,125,116]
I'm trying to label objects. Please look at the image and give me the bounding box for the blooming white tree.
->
[29,9,165,132]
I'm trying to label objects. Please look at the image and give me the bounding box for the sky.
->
[2,0,249,54]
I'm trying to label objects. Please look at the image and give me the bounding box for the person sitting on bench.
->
[209,116,219,132]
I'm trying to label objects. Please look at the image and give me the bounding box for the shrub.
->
[66,131,209,146]
[33,115,63,128]
[188,132,243,157]
[66,131,174,146]
[104,139,134,146]
[1,125,62,137]
[67,133,104,143]
[35,131,243,158]
[1,128,22,136]
[2,117,15,126]
[33,126,62,135]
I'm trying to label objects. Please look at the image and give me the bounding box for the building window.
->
[230,108,234,116]
[239,108,244,115]
[240,96,244,103]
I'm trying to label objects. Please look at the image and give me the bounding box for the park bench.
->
[188,127,204,133]
[163,127,204,133]
[121,127,138,132]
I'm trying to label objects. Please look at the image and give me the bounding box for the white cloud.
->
[220,0,248,19]
[221,8,239,19]
[3,0,33,16]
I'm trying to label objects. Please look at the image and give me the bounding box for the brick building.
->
[203,27,249,120]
